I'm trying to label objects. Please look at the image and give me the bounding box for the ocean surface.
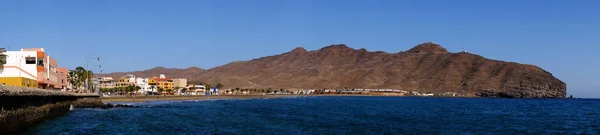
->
[21,96,600,135]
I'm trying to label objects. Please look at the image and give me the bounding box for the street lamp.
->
[85,56,100,93]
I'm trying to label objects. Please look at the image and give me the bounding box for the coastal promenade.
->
[100,94,405,103]
[0,86,100,134]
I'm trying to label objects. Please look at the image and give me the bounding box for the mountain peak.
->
[149,67,167,70]
[290,47,307,53]
[406,42,449,54]
[186,67,205,71]
[320,44,354,51]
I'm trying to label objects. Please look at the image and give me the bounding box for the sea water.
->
[20,96,600,134]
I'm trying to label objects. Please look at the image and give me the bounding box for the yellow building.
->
[148,77,174,91]
[0,48,62,88]
[116,75,135,87]
[0,77,38,88]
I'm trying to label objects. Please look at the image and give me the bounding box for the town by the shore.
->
[100,94,383,103]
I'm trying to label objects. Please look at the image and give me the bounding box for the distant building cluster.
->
[0,47,219,96]
[95,74,218,96]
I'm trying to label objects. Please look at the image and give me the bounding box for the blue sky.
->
[1,0,598,97]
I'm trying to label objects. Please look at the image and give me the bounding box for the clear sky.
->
[0,0,598,97]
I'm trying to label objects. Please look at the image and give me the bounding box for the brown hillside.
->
[103,67,205,79]
[101,43,566,98]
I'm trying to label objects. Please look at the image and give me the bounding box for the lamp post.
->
[85,56,100,93]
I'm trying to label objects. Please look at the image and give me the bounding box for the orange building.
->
[57,68,68,89]
[148,76,174,94]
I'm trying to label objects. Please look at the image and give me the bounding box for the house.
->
[98,77,116,89]
[186,83,205,95]
[172,78,187,95]
[116,74,136,87]
[135,77,150,94]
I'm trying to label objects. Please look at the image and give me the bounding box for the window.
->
[25,57,36,64]
[38,60,44,66]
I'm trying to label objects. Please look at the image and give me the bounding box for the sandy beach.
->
[100,94,375,103]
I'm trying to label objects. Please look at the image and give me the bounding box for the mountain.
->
[102,67,205,80]
[101,42,566,98]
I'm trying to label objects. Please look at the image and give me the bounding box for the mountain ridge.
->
[100,42,566,98]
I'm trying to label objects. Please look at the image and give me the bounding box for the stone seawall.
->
[0,86,100,134]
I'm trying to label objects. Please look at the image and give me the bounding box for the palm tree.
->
[181,88,188,95]
[127,85,135,93]
[158,87,164,96]
[74,67,88,91]
[0,48,7,73]
[215,82,224,90]
[166,89,173,95]
[149,85,156,94]
[205,84,212,94]
[67,70,81,90]
[86,70,94,91]
[174,86,180,95]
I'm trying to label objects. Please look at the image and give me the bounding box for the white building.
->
[0,48,62,89]
[135,78,150,93]
[186,84,206,95]
[0,50,38,87]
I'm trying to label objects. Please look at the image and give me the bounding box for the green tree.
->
[0,48,7,73]
[119,87,126,94]
[127,85,136,93]
[166,89,173,95]
[205,84,212,91]
[99,88,105,94]
[150,85,156,93]
[267,88,272,93]
[158,87,164,96]
[67,70,81,90]
[74,67,88,90]
[181,88,188,95]
[86,70,94,91]
[215,82,224,90]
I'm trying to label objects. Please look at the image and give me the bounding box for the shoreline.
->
[100,94,537,103]
[101,94,381,103]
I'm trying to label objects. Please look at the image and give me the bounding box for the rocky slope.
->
[102,42,566,98]
[104,67,205,79]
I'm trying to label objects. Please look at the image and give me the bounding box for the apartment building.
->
[135,77,150,93]
[116,74,136,87]
[172,78,187,88]
[57,68,68,90]
[148,74,174,93]
[0,48,65,89]
[186,83,205,95]
[98,77,116,89]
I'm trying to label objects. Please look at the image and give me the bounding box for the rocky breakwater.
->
[0,86,100,134]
